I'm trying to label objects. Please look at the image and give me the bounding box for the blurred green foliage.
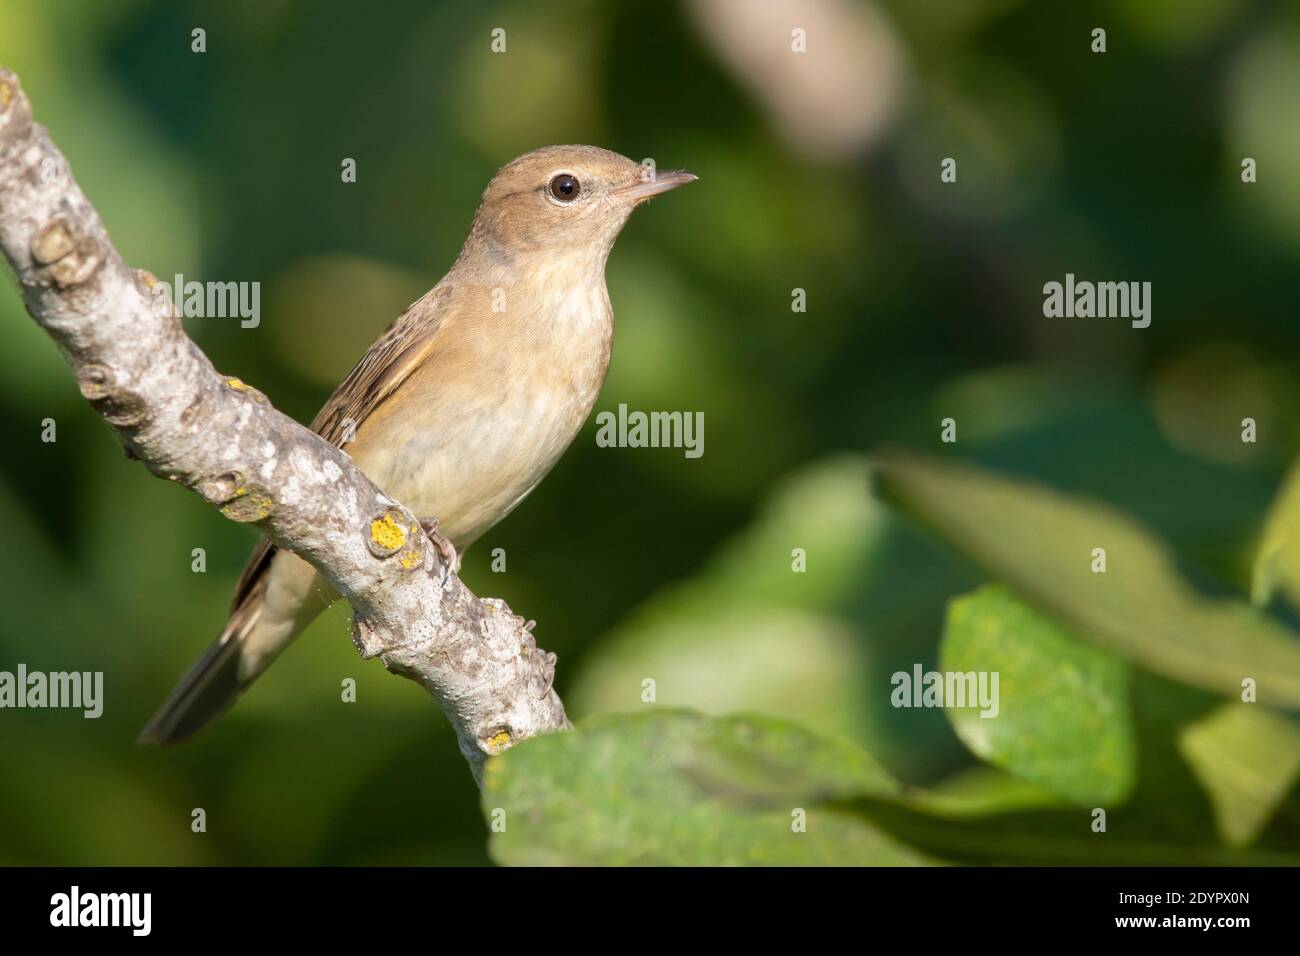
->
[3,0,1300,864]
[490,454,1300,864]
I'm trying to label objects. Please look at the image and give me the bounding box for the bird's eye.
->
[549,173,581,202]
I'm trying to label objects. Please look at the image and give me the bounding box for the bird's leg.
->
[419,517,460,577]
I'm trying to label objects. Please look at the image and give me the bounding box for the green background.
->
[2,0,1300,864]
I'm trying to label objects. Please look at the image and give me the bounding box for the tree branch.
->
[0,67,568,782]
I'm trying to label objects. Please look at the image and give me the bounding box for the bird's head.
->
[463,145,696,266]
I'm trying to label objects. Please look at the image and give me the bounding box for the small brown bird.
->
[139,145,696,744]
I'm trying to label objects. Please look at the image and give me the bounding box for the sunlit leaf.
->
[907,766,1064,819]
[940,585,1136,805]
[1252,458,1300,614]
[1178,704,1300,846]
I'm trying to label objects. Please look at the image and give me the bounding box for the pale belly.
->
[351,378,592,550]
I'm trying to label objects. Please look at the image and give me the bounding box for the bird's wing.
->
[229,283,455,610]
[308,283,455,446]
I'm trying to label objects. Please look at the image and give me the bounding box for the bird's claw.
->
[419,517,459,578]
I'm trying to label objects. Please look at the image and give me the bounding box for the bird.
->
[138,145,696,745]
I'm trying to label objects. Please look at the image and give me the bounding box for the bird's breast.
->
[349,275,613,549]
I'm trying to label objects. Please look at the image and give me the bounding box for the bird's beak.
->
[614,169,698,203]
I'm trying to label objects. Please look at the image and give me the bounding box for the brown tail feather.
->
[137,600,263,746]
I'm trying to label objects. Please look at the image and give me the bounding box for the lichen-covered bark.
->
[0,67,568,782]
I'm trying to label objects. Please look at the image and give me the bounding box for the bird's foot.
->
[419,517,460,578]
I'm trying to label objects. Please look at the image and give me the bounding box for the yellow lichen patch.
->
[226,377,250,391]
[486,730,511,752]
[0,82,12,110]
[220,490,273,523]
[370,513,406,552]
[396,520,425,569]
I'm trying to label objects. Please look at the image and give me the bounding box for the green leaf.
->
[482,709,936,866]
[906,766,1064,818]
[1178,704,1300,846]
[940,585,1136,805]
[1253,458,1300,614]
[873,450,1300,707]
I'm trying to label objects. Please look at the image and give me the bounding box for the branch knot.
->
[75,362,113,401]
[74,363,145,427]
[31,217,102,287]
[367,508,425,570]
